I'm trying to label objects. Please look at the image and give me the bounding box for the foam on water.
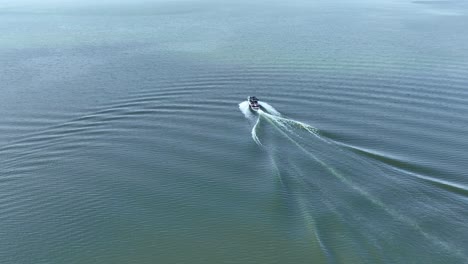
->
[238,100,281,119]
[238,101,255,120]
[239,100,468,262]
[239,100,319,146]
[258,101,281,116]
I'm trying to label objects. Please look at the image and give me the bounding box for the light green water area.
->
[1,0,468,263]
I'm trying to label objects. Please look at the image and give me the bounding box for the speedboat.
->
[248,96,260,111]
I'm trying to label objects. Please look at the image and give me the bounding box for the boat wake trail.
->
[239,101,319,146]
[239,100,468,263]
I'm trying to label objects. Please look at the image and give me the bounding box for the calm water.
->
[2,0,468,263]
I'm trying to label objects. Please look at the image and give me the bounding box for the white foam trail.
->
[263,112,468,261]
[259,110,321,140]
[238,101,255,120]
[241,99,318,136]
[239,100,263,145]
[239,100,468,261]
[239,100,281,118]
[240,100,321,144]
[259,101,281,116]
[251,117,262,146]
[240,103,328,261]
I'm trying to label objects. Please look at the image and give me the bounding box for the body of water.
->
[1,0,468,263]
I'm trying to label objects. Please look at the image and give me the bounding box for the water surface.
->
[1,0,468,263]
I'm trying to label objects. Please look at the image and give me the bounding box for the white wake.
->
[239,100,319,145]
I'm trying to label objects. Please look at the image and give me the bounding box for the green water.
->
[1,0,468,263]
